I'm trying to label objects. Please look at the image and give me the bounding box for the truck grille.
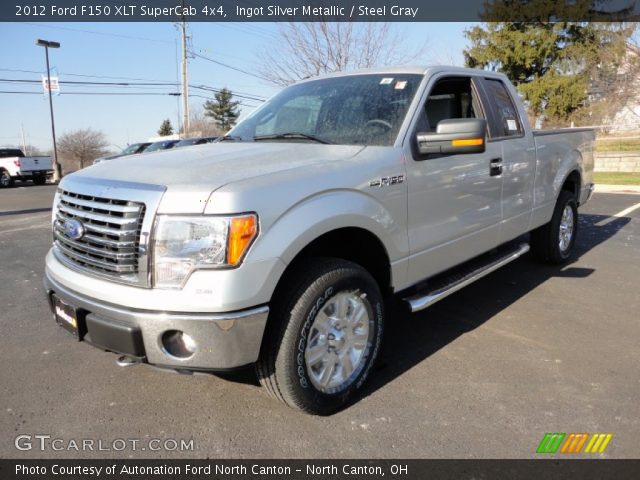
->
[53,190,145,282]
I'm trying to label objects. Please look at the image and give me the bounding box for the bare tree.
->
[57,128,110,172]
[184,107,224,137]
[259,22,427,86]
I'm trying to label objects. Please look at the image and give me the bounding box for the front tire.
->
[256,258,384,415]
[531,190,578,264]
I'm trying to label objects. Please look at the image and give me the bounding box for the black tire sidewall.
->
[279,263,384,414]
[0,171,11,188]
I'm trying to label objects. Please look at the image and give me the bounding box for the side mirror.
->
[416,118,487,155]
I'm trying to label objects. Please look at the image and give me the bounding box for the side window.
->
[424,77,483,132]
[484,79,522,137]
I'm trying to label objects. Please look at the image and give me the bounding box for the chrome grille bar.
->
[58,204,140,227]
[59,192,141,213]
[54,189,145,283]
[55,241,137,273]
[57,210,138,236]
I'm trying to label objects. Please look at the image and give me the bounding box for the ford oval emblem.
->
[64,219,85,240]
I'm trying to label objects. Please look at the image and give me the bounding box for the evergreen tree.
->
[158,119,174,136]
[464,3,634,124]
[204,89,240,131]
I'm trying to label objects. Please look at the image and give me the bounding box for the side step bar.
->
[404,243,530,313]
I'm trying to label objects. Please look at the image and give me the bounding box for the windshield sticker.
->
[395,80,407,90]
[506,119,518,131]
[380,77,394,85]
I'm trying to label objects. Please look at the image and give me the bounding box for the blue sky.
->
[0,22,474,152]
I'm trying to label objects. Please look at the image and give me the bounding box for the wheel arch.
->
[280,226,393,297]
[561,169,582,202]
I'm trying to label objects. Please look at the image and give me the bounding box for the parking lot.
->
[1,184,638,459]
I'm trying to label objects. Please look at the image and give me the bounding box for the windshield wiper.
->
[218,135,243,142]
[252,133,332,144]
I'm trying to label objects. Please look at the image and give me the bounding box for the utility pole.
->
[180,1,190,137]
[36,38,62,182]
[20,124,27,154]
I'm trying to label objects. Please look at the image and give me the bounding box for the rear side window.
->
[484,79,522,137]
[0,149,25,158]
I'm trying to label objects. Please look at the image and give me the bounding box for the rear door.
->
[403,74,504,285]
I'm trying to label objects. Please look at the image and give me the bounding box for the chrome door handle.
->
[490,158,502,176]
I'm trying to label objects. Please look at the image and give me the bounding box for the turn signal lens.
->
[451,138,484,147]
[228,215,258,265]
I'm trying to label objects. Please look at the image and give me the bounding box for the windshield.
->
[176,139,199,147]
[121,143,143,155]
[145,141,175,153]
[228,74,423,146]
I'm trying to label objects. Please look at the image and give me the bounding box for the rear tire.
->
[531,190,578,264]
[33,175,47,186]
[256,258,384,415]
[0,170,13,188]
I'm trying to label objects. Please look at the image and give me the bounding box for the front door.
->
[403,75,503,285]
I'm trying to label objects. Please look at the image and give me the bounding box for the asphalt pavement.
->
[0,183,639,459]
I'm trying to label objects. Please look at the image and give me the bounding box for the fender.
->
[248,189,406,290]
[531,141,584,230]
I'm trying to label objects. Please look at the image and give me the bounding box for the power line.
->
[23,22,174,44]
[0,90,180,96]
[189,94,259,108]
[0,77,267,101]
[0,89,257,106]
[0,71,268,100]
[190,50,270,82]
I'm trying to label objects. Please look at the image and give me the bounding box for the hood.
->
[68,142,365,213]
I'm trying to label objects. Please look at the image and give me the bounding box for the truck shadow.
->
[357,212,629,407]
[219,213,631,406]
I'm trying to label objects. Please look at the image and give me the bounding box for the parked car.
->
[0,148,52,187]
[44,66,594,414]
[143,139,180,153]
[175,137,219,148]
[93,142,151,165]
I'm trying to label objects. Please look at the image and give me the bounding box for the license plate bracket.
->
[52,294,82,339]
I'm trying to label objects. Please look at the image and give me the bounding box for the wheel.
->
[0,170,13,188]
[530,190,578,264]
[256,258,384,415]
[32,175,47,186]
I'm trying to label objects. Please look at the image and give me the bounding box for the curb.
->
[594,184,640,194]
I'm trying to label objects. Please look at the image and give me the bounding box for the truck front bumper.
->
[43,271,269,371]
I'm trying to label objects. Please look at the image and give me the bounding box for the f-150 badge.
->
[369,175,405,188]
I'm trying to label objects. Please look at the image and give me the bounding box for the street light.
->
[35,38,62,182]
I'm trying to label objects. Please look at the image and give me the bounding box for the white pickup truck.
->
[0,148,52,187]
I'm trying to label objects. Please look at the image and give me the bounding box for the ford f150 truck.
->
[0,148,52,187]
[44,66,594,414]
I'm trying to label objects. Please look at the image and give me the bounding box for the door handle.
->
[490,158,502,176]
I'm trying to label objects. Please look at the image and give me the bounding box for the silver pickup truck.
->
[44,66,594,414]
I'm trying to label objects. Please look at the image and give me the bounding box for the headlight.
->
[153,214,258,288]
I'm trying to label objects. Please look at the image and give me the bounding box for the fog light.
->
[161,330,197,359]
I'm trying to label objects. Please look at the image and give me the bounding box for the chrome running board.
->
[404,243,530,313]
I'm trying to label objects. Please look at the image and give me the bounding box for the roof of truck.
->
[300,65,508,83]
